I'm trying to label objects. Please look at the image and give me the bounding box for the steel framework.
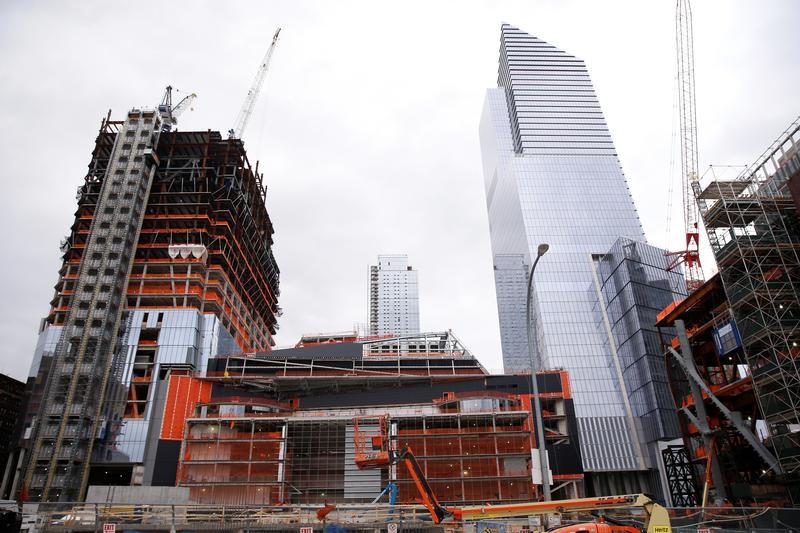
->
[21,104,282,502]
[661,445,698,507]
[698,117,800,479]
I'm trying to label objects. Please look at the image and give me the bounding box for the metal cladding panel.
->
[150,440,182,486]
[577,416,639,471]
[344,423,381,499]
[299,375,529,409]
[160,375,212,440]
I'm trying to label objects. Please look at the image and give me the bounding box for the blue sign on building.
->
[712,320,743,356]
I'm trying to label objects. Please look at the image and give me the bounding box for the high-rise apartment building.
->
[13,97,280,502]
[368,254,420,336]
[480,24,663,495]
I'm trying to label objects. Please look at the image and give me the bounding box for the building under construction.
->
[657,274,790,505]
[7,93,281,503]
[656,117,800,506]
[27,330,582,507]
[167,332,584,506]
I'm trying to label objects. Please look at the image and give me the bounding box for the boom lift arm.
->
[353,417,671,532]
[452,494,670,533]
[385,448,451,523]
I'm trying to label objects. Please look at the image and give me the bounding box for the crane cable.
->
[665,72,679,248]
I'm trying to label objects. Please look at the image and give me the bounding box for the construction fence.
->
[14,502,800,533]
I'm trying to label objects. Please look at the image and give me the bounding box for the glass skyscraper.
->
[480,24,674,494]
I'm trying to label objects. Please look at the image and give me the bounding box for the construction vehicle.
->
[352,416,672,533]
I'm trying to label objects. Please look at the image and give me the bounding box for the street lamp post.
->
[526,243,551,501]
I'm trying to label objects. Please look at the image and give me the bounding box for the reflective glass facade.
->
[591,238,687,486]
[104,309,241,472]
[480,25,647,474]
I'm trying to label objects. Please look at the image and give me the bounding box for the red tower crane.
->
[666,0,707,292]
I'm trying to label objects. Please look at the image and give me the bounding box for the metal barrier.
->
[23,502,439,532]
[18,503,800,533]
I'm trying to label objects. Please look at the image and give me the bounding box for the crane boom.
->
[229,27,281,139]
[172,92,197,120]
[158,85,197,131]
[668,0,706,292]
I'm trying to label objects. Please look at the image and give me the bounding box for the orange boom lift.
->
[352,416,672,533]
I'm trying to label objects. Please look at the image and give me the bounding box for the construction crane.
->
[158,85,197,131]
[350,417,672,533]
[228,27,281,139]
[666,0,707,292]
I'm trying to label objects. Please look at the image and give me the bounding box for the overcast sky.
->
[1,0,798,381]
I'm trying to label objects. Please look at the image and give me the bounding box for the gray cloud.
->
[1,0,798,380]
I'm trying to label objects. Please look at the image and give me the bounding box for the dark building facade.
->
[0,373,24,499]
